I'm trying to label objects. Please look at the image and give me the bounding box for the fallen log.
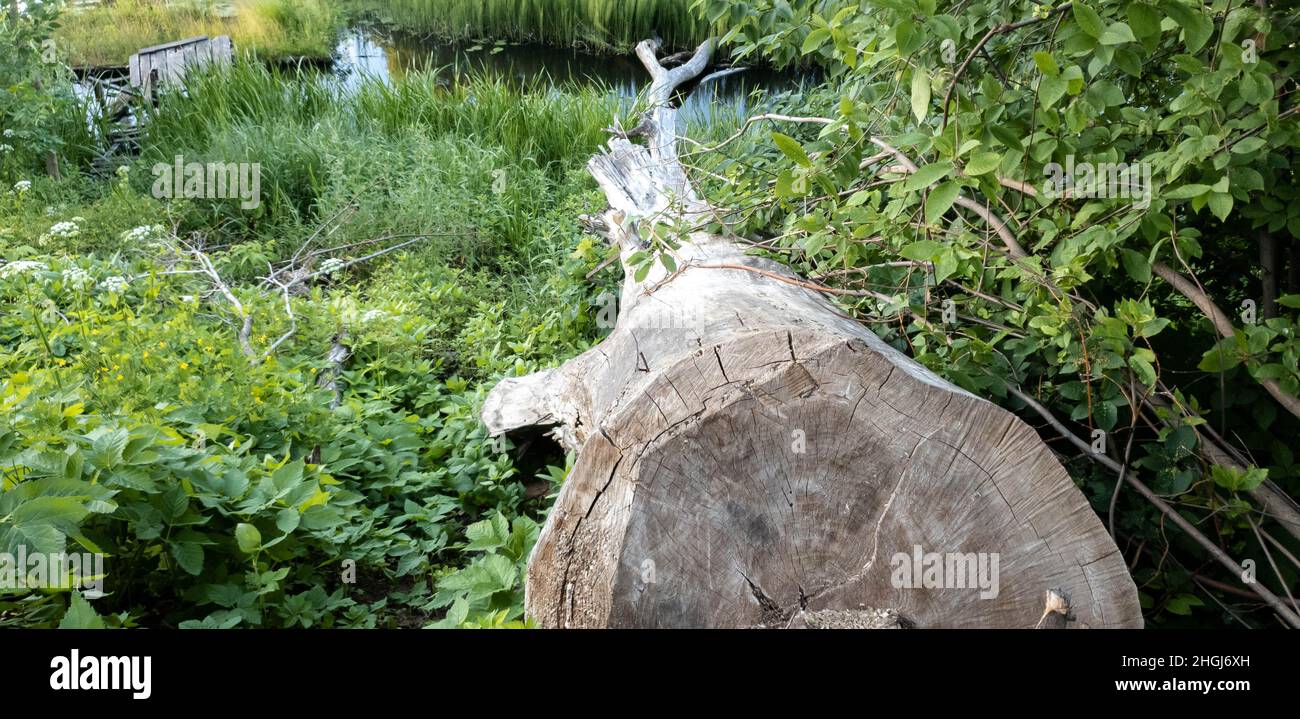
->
[482,38,1142,628]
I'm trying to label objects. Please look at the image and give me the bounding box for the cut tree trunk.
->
[482,39,1142,628]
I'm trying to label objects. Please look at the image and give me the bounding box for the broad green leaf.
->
[1120,248,1151,283]
[1129,355,1157,387]
[924,181,961,224]
[899,240,942,260]
[802,28,831,54]
[902,161,952,191]
[1163,0,1213,52]
[58,592,106,629]
[911,67,930,123]
[1099,22,1136,46]
[770,131,811,167]
[1125,3,1162,38]
[964,151,1002,176]
[170,542,204,576]
[1039,74,1067,108]
[1033,51,1059,76]
[1072,3,1104,38]
[275,508,300,534]
[235,522,262,554]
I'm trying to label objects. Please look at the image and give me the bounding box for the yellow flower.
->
[179,362,189,370]
[115,374,124,381]
[142,351,149,359]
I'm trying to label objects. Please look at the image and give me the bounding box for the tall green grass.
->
[346,0,712,53]
[138,62,636,266]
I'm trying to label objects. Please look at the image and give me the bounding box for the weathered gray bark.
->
[482,39,1142,628]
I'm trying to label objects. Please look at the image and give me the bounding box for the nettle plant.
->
[691,0,1300,625]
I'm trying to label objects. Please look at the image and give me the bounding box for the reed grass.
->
[346,0,712,53]
[56,0,341,66]
[137,62,626,260]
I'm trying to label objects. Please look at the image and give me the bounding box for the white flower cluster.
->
[2,129,14,138]
[0,260,49,280]
[360,309,387,323]
[40,219,81,245]
[319,257,346,275]
[0,144,13,154]
[12,180,31,194]
[120,224,166,244]
[61,266,93,289]
[99,275,130,294]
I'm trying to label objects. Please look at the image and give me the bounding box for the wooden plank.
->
[135,35,209,56]
[128,53,140,88]
[164,47,186,84]
[212,36,234,65]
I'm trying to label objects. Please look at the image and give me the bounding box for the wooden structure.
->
[128,35,233,100]
[482,38,1144,629]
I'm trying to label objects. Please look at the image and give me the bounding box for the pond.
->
[332,26,810,123]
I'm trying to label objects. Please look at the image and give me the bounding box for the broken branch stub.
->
[481,39,1142,628]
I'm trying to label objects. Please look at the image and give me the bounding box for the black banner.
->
[6,629,1286,706]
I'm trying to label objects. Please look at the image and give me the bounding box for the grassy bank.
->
[55,0,341,66]
[344,0,712,53]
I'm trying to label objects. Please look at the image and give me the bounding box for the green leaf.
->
[1129,354,1157,387]
[170,542,204,576]
[1120,248,1151,282]
[633,261,651,283]
[1163,0,1212,52]
[1165,593,1204,616]
[1125,3,1162,38]
[1239,72,1272,105]
[770,131,811,167]
[1231,137,1267,155]
[924,181,961,224]
[58,592,106,629]
[1198,338,1242,371]
[1032,51,1059,76]
[802,27,831,54]
[1164,183,1210,200]
[1095,401,1119,431]
[1039,74,1067,109]
[911,67,930,124]
[1099,22,1136,46]
[899,240,942,261]
[1072,3,1104,39]
[235,522,262,554]
[1207,192,1233,221]
[275,508,300,534]
[964,151,1002,176]
[902,161,952,191]
[1210,465,1268,493]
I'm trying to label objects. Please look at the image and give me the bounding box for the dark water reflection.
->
[333,27,810,123]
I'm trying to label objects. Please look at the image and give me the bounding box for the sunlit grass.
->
[345,0,712,53]
[56,0,342,66]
